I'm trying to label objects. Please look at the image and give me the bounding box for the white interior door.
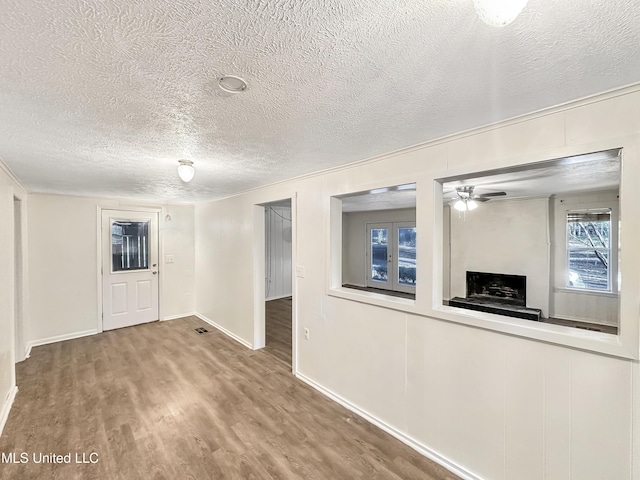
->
[366,222,416,293]
[102,209,159,331]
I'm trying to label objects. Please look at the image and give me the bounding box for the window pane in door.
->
[112,221,149,272]
[371,228,388,282]
[397,227,416,286]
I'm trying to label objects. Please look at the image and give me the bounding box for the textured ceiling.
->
[441,149,621,201]
[340,150,620,212]
[341,186,416,212]
[1,0,639,202]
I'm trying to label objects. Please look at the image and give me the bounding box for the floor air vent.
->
[194,327,209,334]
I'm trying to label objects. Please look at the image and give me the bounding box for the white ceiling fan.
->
[449,186,507,211]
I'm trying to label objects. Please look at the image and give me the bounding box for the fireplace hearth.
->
[449,271,542,321]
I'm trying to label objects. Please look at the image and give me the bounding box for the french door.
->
[366,222,416,293]
[102,209,159,331]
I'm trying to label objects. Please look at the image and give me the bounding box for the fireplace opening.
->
[466,271,526,306]
[449,271,541,321]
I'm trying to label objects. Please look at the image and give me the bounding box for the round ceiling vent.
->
[218,75,247,93]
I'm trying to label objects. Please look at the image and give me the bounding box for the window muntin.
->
[566,209,611,291]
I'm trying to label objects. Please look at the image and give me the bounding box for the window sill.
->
[328,286,417,313]
[429,304,635,360]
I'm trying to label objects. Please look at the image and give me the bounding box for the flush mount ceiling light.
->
[218,75,247,93]
[177,159,195,183]
[473,0,529,27]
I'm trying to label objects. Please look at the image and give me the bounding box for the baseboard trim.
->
[0,386,18,438]
[295,372,480,480]
[26,329,100,355]
[194,313,253,350]
[162,312,197,321]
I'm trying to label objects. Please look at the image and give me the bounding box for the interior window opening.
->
[339,184,417,300]
[439,149,621,335]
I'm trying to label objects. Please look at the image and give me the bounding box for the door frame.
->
[96,205,163,333]
[252,193,298,374]
[13,193,27,363]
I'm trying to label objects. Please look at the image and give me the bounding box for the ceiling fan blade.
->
[476,191,507,197]
[475,197,491,202]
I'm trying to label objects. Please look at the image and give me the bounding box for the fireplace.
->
[449,271,541,321]
[466,271,526,306]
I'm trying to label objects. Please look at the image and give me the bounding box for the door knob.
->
[152,271,158,275]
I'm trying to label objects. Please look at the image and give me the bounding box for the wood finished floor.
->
[264,297,292,367]
[0,314,460,480]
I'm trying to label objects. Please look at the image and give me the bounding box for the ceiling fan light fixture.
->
[472,0,528,27]
[450,185,506,212]
[177,159,195,182]
[454,199,468,212]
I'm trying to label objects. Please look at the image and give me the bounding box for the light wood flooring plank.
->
[0,312,460,480]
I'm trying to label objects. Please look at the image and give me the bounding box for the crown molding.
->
[0,156,27,192]
[197,81,640,205]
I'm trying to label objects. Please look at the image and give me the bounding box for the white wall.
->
[265,205,292,300]
[0,162,27,436]
[195,87,640,480]
[196,193,265,346]
[342,208,416,286]
[162,204,196,317]
[27,194,195,345]
[550,191,619,326]
[448,198,550,316]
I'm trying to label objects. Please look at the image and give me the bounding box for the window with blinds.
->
[566,209,611,291]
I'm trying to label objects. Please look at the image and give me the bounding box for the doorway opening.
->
[256,198,295,370]
[13,196,23,363]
